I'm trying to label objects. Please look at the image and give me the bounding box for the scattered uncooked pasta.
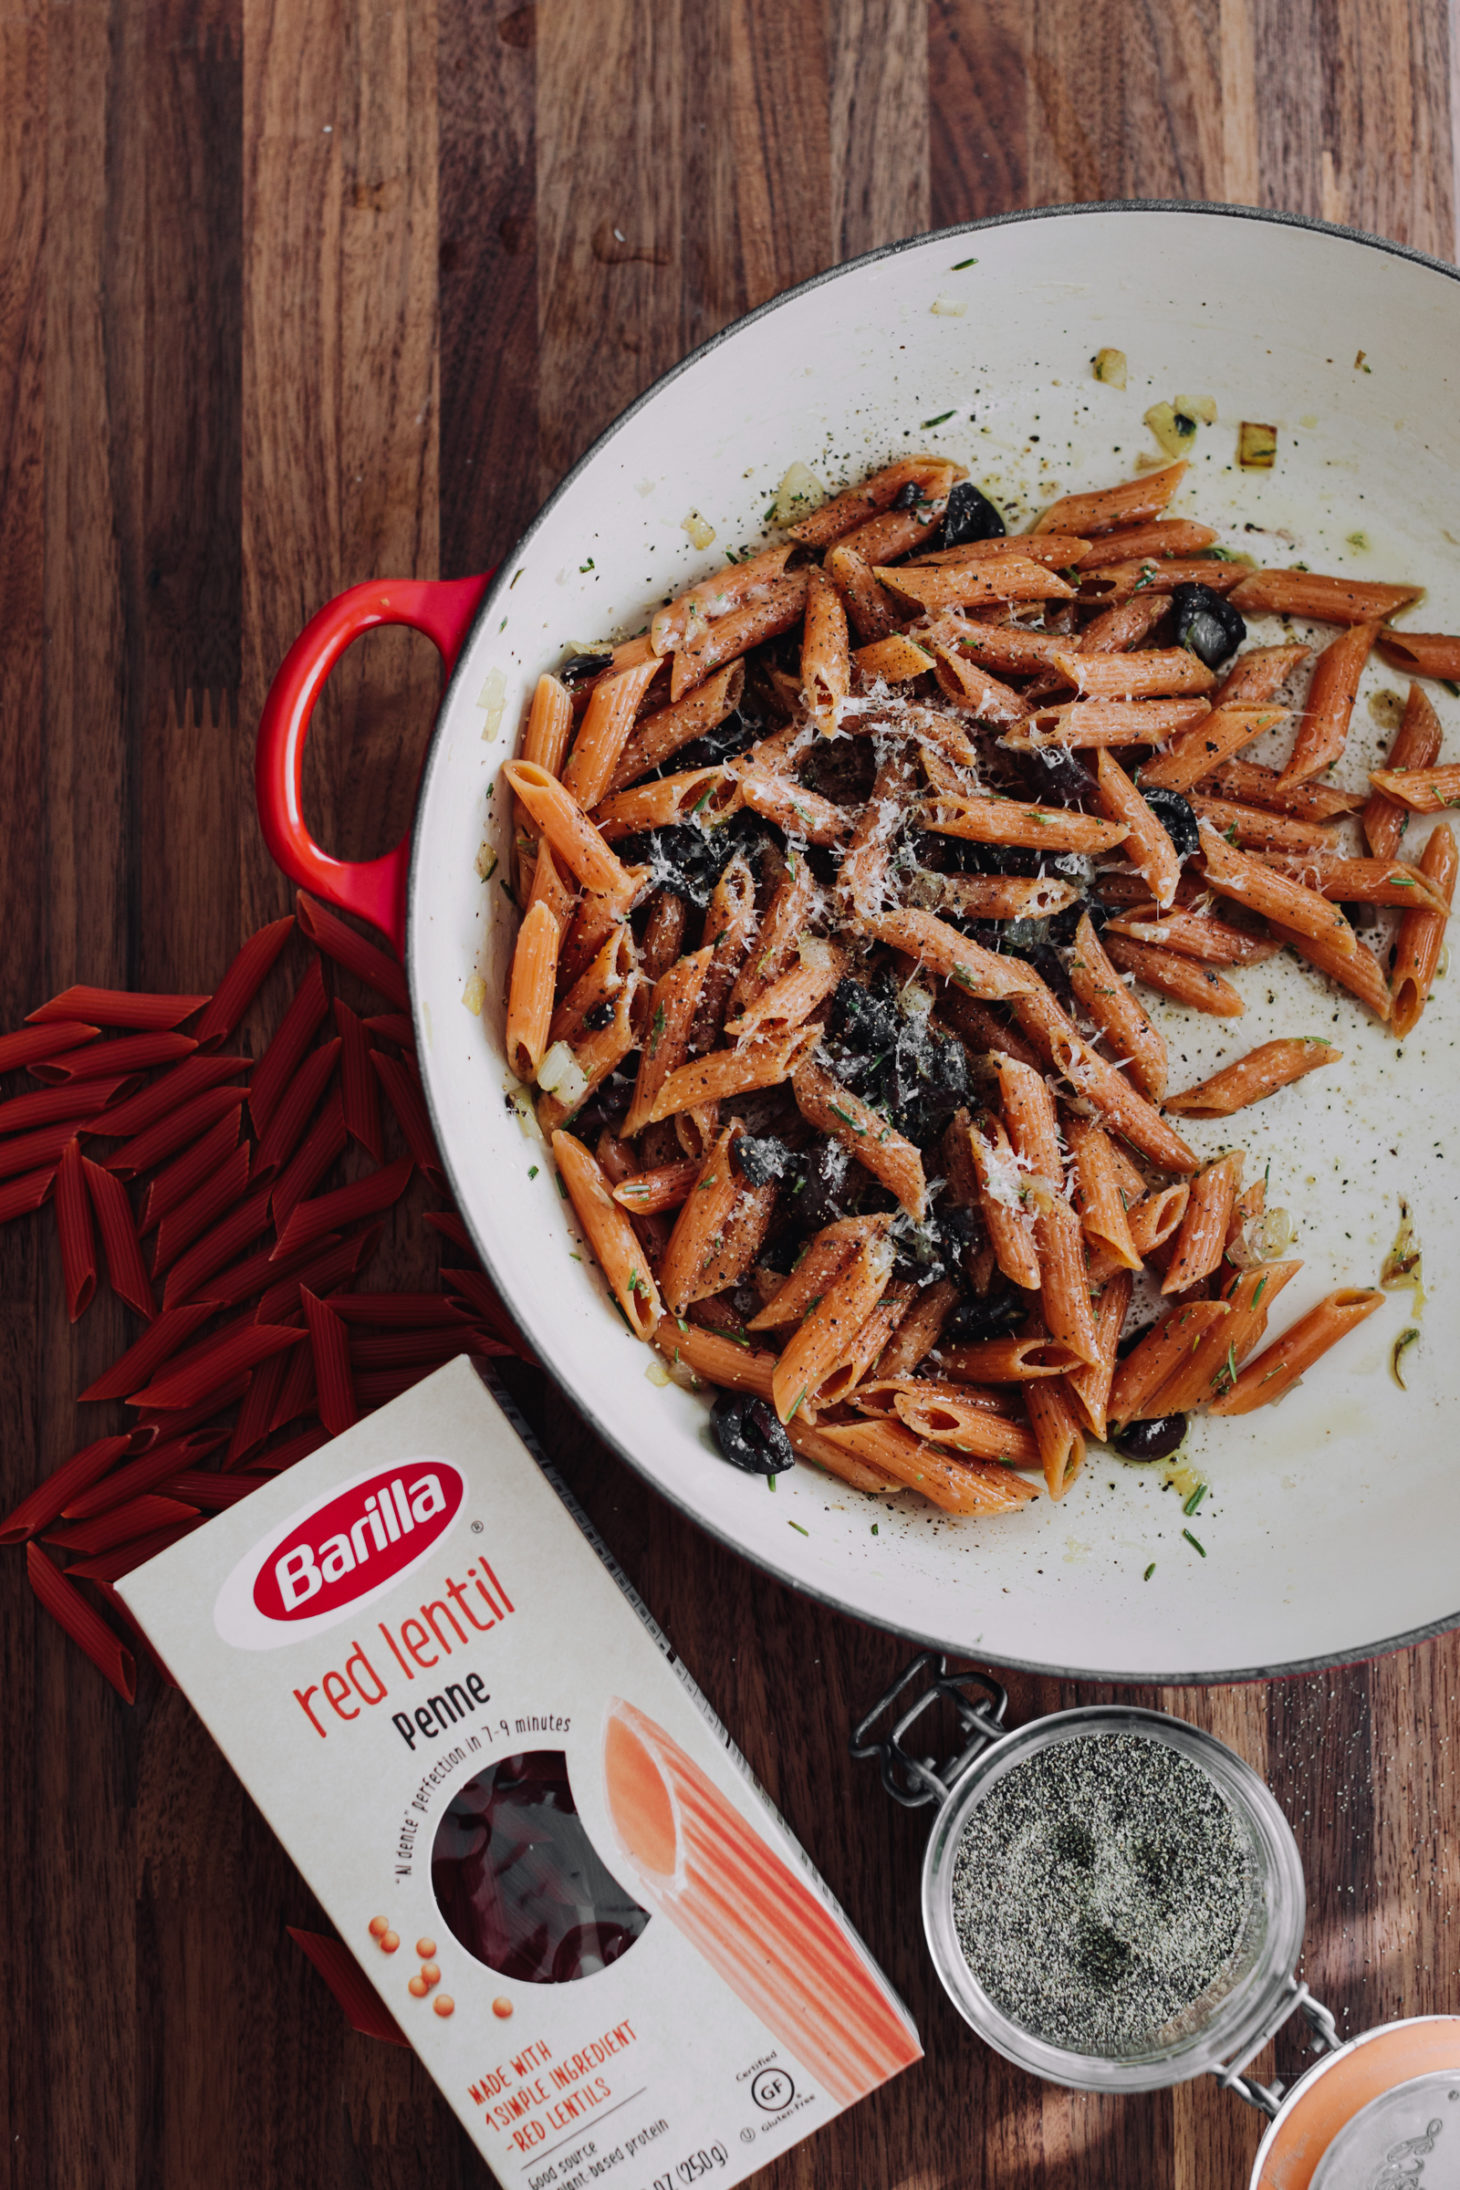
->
[503,452,1444,1513]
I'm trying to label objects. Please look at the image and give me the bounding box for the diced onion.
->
[477,666,506,741]
[682,510,716,550]
[461,973,486,1016]
[645,1356,672,1387]
[1091,347,1127,389]
[772,461,825,527]
[536,1040,577,1094]
[930,294,967,318]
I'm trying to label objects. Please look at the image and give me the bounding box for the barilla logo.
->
[215,1457,466,1652]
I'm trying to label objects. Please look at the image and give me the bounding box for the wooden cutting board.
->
[0,4,1453,2186]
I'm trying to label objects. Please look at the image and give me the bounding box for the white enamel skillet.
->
[257,203,1460,1683]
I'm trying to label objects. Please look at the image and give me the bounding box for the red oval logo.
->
[252,1461,466,1621]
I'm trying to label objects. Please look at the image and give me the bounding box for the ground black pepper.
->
[951,1733,1251,2054]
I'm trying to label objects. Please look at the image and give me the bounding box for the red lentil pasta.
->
[496,450,1447,1518]
[0,902,532,1703]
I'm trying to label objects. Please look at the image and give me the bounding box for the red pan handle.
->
[254,574,491,957]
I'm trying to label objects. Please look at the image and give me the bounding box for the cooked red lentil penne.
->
[1228,570,1422,624]
[490,449,1434,1523]
[1363,684,1442,859]
[1207,1289,1384,1414]
[1102,933,1246,1018]
[1165,1038,1342,1117]
[1391,822,1457,1038]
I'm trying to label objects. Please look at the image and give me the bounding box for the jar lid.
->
[1252,2018,1460,2188]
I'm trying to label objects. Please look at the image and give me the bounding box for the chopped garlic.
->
[477,665,506,740]
[930,294,967,317]
[771,460,825,528]
[645,1356,672,1388]
[536,1040,577,1094]
[475,840,498,881]
[682,510,716,550]
[461,973,486,1016]
[1091,347,1127,389]
[1144,400,1204,460]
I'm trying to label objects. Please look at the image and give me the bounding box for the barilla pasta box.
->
[118,1356,920,2188]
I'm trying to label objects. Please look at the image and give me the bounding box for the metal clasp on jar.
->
[850,1648,1008,1807]
[1216,1981,1342,2118]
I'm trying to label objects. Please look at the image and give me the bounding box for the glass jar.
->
[854,1654,1337,2113]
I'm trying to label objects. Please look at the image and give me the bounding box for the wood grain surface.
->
[2,4,1457,2186]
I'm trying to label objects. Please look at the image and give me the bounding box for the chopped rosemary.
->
[922,410,956,429]
[788,1520,809,1536]
[1143,1562,1156,1581]
[1182,1482,1207,1516]
[528,1165,539,1179]
[1182,1529,1207,1557]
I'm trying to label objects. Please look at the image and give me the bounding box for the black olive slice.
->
[1170,581,1246,670]
[1111,1413,1190,1461]
[941,480,1008,546]
[710,1391,794,1476]
[1139,787,1200,861]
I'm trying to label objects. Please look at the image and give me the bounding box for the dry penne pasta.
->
[1227,569,1422,624]
[1362,684,1442,859]
[497,449,1420,1524]
[1103,933,1245,1018]
[1207,1288,1384,1415]
[1391,822,1457,1038]
[1067,911,1168,1101]
[1164,1037,1341,1116]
